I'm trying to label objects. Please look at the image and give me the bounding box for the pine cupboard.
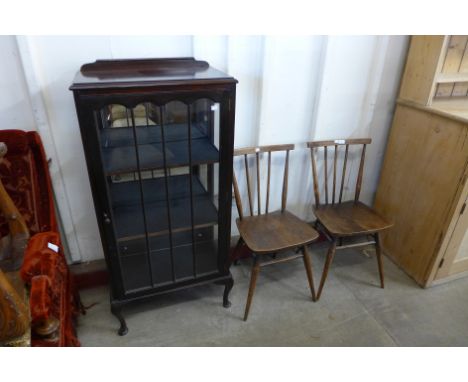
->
[70,58,237,335]
[374,36,468,287]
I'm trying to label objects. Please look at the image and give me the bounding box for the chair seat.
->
[315,201,392,237]
[236,211,319,254]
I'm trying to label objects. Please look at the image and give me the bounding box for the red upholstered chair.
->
[0,129,82,346]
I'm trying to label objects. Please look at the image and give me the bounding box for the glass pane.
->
[96,98,221,291]
[191,99,220,276]
[97,104,153,293]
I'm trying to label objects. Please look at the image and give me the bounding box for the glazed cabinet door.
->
[81,95,230,296]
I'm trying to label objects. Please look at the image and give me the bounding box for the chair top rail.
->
[307,138,371,148]
[234,144,294,156]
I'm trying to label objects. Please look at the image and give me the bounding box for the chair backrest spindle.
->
[324,146,328,204]
[233,144,294,219]
[307,138,371,208]
[355,144,367,202]
[266,151,271,214]
[332,145,338,204]
[310,148,320,208]
[232,170,243,219]
[281,150,290,212]
[244,154,254,216]
[338,144,349,203]
[256,151,261,215]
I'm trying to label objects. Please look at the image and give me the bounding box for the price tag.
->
[47,242,59,253]
[334,139,345,144]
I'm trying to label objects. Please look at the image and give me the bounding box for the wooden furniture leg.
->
[301,245,316,301]
[222,276,234,308]
[227,237,244,268]
[243,256,260,321]
[316,239,337,300]
[374,233,385,288]
[110,304,128,336]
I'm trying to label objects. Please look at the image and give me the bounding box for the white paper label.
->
[334,139,345,144]
[255,147,260,152]
[47,242,59,253]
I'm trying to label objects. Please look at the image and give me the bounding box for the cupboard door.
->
[97,99,221,293]
[435,189,468,280]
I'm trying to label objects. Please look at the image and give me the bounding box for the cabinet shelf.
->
[120,240,218,293]
[101,123,207,147]
[435,73,468,83]
[110,174,218,242]
[101,123,218,175]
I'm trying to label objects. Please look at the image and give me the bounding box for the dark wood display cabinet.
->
[70,58,237,335]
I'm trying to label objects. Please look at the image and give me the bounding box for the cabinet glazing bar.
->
[187,104,197,278]
[159,105,176,283]
[128,108,154,286]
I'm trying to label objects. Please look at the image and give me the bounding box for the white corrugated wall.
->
[0,35,409,262]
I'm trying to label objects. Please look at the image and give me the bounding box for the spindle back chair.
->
[230,144,319,321]
[232,144,292,219]
[307,138,393,300]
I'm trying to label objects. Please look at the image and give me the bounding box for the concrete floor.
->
[77,243,468,346]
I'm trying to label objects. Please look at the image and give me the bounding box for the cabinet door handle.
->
[103,212,111,224]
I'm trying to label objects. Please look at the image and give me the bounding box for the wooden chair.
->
[307,139,393,300]
[229,144,319,321]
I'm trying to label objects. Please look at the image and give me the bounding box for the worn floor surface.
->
[77,244,468,346]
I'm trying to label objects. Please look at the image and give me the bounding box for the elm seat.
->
[314,201,393,237]
[236,211,319,254]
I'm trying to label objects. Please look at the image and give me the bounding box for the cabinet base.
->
[109,272,234,336]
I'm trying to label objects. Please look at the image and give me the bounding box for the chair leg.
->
[374,233,385,289]
[243,256,261,321]
[226,237,244,269]
[301,245,316,301]
[316,240,337,301]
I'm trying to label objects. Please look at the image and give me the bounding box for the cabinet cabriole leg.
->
[223,277,234,308]
[111,304,128,336]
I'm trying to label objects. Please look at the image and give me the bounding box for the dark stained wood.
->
[233,144,320,320]
[281,150,290,212]
[355,144,367,202]
[310,148,320,208]
[237,211,319,254]
[307,138,393,300]
[316,240,337,300]
[71,58,237,335]
[244,154,254,216]
[244,257,260,321]
[234,144,294,156]
[375,233,385,288]
[266,151,271,214]
[315,201,392,237]
[332,145,338,204]
[232,171,243,219]
[256,152,261,215]
[302,245,316,301]
[70,58,237,90]
[338,144,349,203]
[307,138,371,148]
[324,146,329,204]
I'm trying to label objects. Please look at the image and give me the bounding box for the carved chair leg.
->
[374,233,385,289]
[111,304,128,336]
[243,256,260,321]
[223,276,234,308]
[301,245,316,301]
[316,240,337,301]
